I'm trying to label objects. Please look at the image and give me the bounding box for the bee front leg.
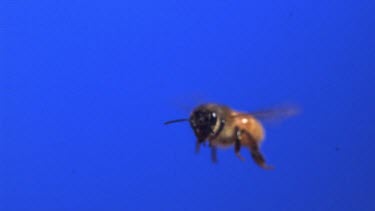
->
[238,130,273,170]
[210,146,218,163]
[195,139,204,154]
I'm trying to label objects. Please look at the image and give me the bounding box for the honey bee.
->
[164,103,297,170]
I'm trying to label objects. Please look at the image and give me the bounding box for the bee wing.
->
[247,105,300,122]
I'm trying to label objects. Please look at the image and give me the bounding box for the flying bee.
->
[164,103,298,170]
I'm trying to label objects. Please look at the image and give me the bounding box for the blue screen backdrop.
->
[1,0,375,210]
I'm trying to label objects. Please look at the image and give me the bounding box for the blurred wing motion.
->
[247,104,300,122]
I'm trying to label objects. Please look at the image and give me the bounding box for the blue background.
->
[1,0,375,210]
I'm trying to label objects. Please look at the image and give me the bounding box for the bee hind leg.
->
[249,144,274,170]
[238,130,274,170]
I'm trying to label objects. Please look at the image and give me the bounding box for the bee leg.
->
[234,127,245,161]
[195,139,204,154]
[249,144,273,170]
[235,138,245,161]
[240,130,273,170]
[210,146,218,163]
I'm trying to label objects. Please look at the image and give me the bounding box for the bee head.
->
[189,106,218,140]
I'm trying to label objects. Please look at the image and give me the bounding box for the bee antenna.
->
[164,118,189,125]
